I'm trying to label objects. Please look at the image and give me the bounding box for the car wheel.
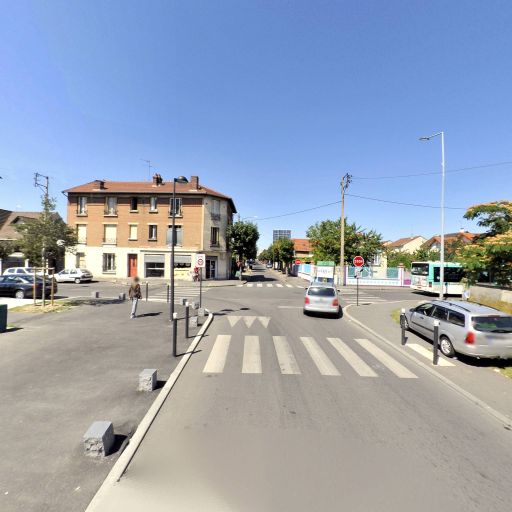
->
[439,336,455,358]
[15,289,25,299]
[74,278,81,284]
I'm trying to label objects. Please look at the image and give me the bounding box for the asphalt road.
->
[88,263,512,512]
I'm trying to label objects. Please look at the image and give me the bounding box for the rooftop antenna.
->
[140,159,156,180]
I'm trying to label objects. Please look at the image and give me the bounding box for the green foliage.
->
[15,196,78,266]
[0,240,15,260]
[274,238,295,272]
[306,218,383,265]
[227,221,260,261]
[385,249,414,269]
[258,247,272,261]
[457,201,512,286]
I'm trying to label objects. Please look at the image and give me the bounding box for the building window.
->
[130,197,138,211]
[102,253,116,272]
[76,252,86,268]
[148,224,158,241]
[211,199,221,220]
[129,224,138,240]
[144,254,165,278]
[77,196,88,215]
[372,253,382,266]
[167,225,183,246]
[105,196,117,215]
[149,196,158,212]
[169,197,182,216]
[76,224,87,244]
[211,226,219,246]
[103,224,117,244]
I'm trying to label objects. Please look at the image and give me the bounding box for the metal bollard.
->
[172,312,178,357]
[166,284,170,303]
[185,301,190,339]
[400,308,407,346]
[145,282,149,302]
[433,319,439,365]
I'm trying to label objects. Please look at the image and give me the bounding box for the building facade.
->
[383,236,426,254]
[273,229,291,242]
[290,238,313,262]
[63,175,236,280]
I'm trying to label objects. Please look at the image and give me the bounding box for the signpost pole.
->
[356,273,359,306]
[200,268,203,307]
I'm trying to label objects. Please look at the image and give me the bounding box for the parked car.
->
[304,283,341,317]
[3,267,44,277]
[0,275,56,299]
[266,263,273,269]
[54,268,93,284]
[403,300,512,359]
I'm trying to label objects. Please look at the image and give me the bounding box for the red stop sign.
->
[353,256,364,267]
[295,259,302,265]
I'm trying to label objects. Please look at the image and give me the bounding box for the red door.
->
[128,254,138,277]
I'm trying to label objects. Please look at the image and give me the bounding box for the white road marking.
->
[236,284,243,287]
[276,283,283,288]
[247,283,254,287]
[243,316,256,328]
[327,338,377,377]
[258,316,270,328]
[273,336,301,374]
[278,306,303,309]
[203,335,231,373]
[227,316,241,328]
[407,343,456,367]
[242,335,262,373]
[300,337,340,376]
[296,285,304,288]
[286,284,293,288]
[267,283,273,287]
[355,338,418,379]
[257,283,263,288]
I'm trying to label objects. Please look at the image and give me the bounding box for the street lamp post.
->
[419,131,446,299]
[170,176,189,319]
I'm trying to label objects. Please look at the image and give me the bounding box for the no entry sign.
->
[195,254,206,268]
[295,259,302,265]
[353,255,364,267]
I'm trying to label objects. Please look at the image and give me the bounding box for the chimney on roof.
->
[93,179,105,190]
[152,173,164,186]
[190,176,200,190]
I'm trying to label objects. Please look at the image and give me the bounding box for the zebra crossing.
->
[203,334,420,379]
[149,284,209,304]
[240,283,303,288]
[337,290,388,305]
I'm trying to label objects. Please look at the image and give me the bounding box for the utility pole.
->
[339,173,352,287]
[34,172,50,307]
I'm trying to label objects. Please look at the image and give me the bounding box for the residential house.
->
[384,236,427,254]
[423,230,477,252]
[291,238,313,262]
[63,175,237,280]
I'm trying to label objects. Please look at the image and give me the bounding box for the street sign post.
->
[353,256,364,267]
[195,254,206,307]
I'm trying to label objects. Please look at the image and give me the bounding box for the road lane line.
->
[300,337,340,376]
[203,335,231,373]
[407,343,455,367]
[327,338,377,377]
[242,335,262,373]
[273,336,301,374]
[355,338,418,379]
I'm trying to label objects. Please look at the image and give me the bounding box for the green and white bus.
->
[410,261,464,295]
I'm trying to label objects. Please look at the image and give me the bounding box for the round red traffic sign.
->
[197,257,204,266]
[295,259,302,265]
[353,256,364,267]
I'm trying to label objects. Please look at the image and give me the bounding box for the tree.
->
[457,201,512,286]
[0,240,15,261]
[306,218,383,265]
[227,221,260,279]
[15,196,77,267]
[274,238,295,274]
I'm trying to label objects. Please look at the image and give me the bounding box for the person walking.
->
[128,276,142,318]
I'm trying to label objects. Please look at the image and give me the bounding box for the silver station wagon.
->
[404,300,512,359]
[303,283,341,317]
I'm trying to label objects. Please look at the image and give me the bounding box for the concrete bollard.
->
[180,298,187,306]
[190,316,198,328]
[83,421,114,457]
[138,369,157,392]
[198,307,206,317]
[91,291,100,298]
[118,292,126,301]
[191,301,199,310]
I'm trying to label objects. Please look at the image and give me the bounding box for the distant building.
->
[383,236,426,254]
[423,230,477,252]
[273,229,291,242]
[291,238,313,262]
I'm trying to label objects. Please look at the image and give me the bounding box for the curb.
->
[344,304,512,429]
[85,309,215,512]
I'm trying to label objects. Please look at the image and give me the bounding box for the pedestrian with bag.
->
[128,276,142,318]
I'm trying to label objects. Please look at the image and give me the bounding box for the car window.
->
[416,303,435,316]
[308,287,336,297]
[16,269,25,274]
[70,269,77,274]
[432,306,448,321]
[448,311,465,327]
[472,316,512,333]
[60,270,68,275]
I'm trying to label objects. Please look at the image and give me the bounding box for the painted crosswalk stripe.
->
[203,335,231,373]
[257,283,263,288]
[407,343,455,367]
[276,284,283,288]
[300,337,340,376]
[237,284,243,287]
[296,285,304,288]
[247,283,254,287]
[267,283,273,287]
[355,339,417,378]
[327,338,377,377]
[273,336,301,374]
[242,335,262,373]
[286,284,293,288]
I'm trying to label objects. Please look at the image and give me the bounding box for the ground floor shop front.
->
[66,246,232,280]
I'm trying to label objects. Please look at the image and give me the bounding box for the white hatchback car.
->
[3,267,43,277]
[54,268,93,284]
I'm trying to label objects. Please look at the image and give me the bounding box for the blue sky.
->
[1,0,511,250]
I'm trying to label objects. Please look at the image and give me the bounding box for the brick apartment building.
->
[63,175,236,280]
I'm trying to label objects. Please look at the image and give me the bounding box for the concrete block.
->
[83,421,114,457]
[190,316,198,328]
[118,292,126,301]
[191,301,199,310]
[138,369,157,392]
[91,291,100,298]
[197,307,206,317]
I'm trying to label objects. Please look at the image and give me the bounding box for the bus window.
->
[411,263,429,276]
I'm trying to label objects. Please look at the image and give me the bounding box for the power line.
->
[351,160,512,180]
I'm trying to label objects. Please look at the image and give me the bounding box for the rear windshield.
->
[472,316,512,333]
[308,287,335,297]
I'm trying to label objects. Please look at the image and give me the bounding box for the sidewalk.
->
[0,299,203,512]
[344,300,512,421]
